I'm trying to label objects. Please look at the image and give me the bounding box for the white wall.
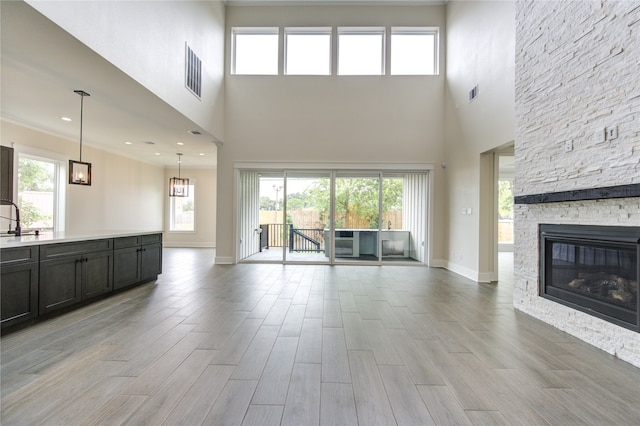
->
[1,121,164,234]
[163,167,217,248]
[26,0,226,142]
[216,4,447,263]
[444,0,516,281]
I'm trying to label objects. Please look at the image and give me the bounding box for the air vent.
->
[188,130,202,136]
[186,43,202,98]
[469,84,479,102]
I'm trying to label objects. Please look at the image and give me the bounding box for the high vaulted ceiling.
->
[1,0,445,169]
[1,1,219,169]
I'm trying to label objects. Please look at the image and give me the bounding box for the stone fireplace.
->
[514,190,640,368]
[514,1,640,367]
[539,224,639,332]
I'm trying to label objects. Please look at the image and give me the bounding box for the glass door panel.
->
[239,172,285,262]
[334,173,380,263]
[284,172,331,263]
[382,172,427,263]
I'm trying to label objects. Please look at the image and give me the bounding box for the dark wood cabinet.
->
[141,234,162,281]
[1,145,14,201]
[113,233,162,290]
[39,239,113,314]
[1,246,38,328]
[39,256,82,313]
[1,233,161,331]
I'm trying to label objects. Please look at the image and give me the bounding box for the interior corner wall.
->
[26,0,226,141]
[163,167,217,248]
[1,121,164,233]
[216,5,448,263]
[444,0,515,281]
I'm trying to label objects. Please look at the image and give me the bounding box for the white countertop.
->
[0,230,163,248]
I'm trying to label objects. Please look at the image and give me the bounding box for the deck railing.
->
[259,223,325,253]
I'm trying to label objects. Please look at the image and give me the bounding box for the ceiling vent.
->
[469,84,479,102]
[186,43,202,99]
[188,130,202,136]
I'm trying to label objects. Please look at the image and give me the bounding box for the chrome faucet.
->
[1,199,21,236]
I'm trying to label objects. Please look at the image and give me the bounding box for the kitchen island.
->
[1,231,162,332]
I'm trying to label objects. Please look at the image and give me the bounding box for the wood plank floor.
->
[2,249,640,425]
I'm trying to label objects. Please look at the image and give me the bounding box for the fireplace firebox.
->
[540,224,640,332]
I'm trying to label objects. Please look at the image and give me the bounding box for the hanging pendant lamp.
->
[69,90,92,185]
[169,153,189,197]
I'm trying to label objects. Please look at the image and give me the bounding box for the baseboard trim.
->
[438,260,482,283]
[215,256,234,265]
[163,242,216,248]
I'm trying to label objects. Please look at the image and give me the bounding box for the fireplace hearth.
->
[540,224,640,331]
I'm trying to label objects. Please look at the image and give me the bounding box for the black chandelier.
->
[169,153,189,197]
[69,89,92,185]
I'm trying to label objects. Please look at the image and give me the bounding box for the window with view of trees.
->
[17,155,59,231]
[170,183,195,231]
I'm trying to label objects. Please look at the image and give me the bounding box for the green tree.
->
[307,177,403,229]
[16,198,51,228]
[18,158,54,192]
[498,180,513,219]
[260,196,275,211]
[182,199,194,212]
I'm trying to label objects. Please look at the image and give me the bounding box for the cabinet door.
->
[82,250,113,300]
[140,243,162,282]
[1,261,38,328]
[113,246,140,290]
[40,257,82,314]
[1,145,14,201]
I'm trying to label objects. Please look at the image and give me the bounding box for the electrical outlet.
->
[607,126,618,140]
[564,139,573,152]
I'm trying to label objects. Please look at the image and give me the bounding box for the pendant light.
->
[169,153,189,197]
[69,90,92,185]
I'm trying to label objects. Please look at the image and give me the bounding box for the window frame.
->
[284,27,332,76]
[390,27,439,76]
[12,144,66,233]
[169,180,196,233]
[231,27,280,75]
[337,26,386,76]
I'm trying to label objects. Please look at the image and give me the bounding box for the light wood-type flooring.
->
[2,249,640,425]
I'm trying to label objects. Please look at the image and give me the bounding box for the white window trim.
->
[390,26,439,76]
[12,143,66,232]
[337,26,386,76]
[284,27,332,76]
[231,27,280,75]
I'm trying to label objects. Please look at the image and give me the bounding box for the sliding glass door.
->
[333,173,380,263]
[238,166,429,265]
[285,172,331,263]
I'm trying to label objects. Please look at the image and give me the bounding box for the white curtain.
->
[403,173,428,262]
[239,171,260,260]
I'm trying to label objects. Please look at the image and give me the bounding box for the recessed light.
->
[154,152,161,156]
[124,141,132,145]
[199,153,205,156]
[61,116,72,122]
[177,142,184,146]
